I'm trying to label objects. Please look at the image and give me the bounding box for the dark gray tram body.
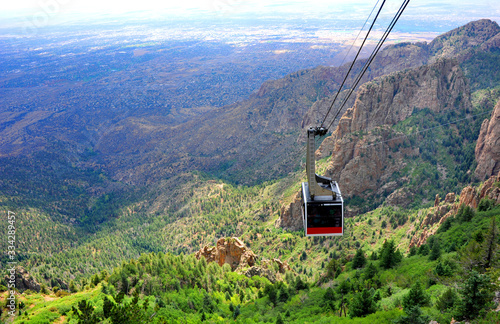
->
[301,182,343,236]
[301,127,344,236]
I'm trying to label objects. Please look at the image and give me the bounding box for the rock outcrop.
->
[265,258,292,274]
[195,237,256,271]
[428,19,500,62]
[275,192,303,232]
[244,258,291,283]
[323,58,470,199]
[458,186,480,209]
[4,266,41,293]
[434,194,440,207]
[244,266,276,283]
[385,187,414,208]
[475,99,500,180]
[409,171,500,248]
[444,192,456,204]
[479,171,500,204]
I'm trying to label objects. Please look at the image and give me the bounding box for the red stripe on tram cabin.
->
[307,227,343,235]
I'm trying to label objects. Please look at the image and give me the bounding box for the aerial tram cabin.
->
[301,127,344,236]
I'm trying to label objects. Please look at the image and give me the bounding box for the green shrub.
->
[352,248,367,269]
[456,204,475,223]
[478,198,495,212]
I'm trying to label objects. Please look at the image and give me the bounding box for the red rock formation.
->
[195,237,256,271]
[410,172,500,248]
[422,205,451,227]
[475,99,500,180]
[272,258,292,274]
[459,186,480,209]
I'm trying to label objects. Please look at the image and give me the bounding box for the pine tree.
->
[435,287,458,312]
[72,300,101,324]
[352,248,366,269]
[393,305,430,324]
[481,216,498,269]
[233,305,240,320]
[323,287,336,311]
[380,240,401,269]
[337,280,350,317]
[265,283,278,305]
[326,258,340,279]
[429,238,441,261]
[69,280,78,293]
[457,204,475,223]
[103,296,114,319]
[402,282,429,310]
[349,288,376,318]
[455,270,494,320]
[459,240,483,272]
[363,262,377,280]
[278,284,289,303]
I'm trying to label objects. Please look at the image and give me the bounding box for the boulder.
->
[434,194,440,207]
[244,266,276,283]
[459,186,479,209]
[195,237,256,271]
[444,192,456,204]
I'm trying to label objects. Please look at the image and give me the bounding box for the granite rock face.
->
[475,99,500,180]
[323,58,471,199]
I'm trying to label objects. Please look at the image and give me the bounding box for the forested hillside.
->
[5,176,499,323]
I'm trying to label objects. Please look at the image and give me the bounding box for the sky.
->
[2,0,498,17]
[0,0,498,32]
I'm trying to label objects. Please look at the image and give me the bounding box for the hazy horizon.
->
[1,0,499,38]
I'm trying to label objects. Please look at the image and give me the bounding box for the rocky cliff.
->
[325,58,470,198]
[95,21,499,186]
[271,20,500,230]
[475,99,500,180]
